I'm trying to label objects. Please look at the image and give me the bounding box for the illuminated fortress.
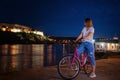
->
[0,23,44,36]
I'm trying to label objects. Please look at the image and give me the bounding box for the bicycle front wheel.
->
[57,55,80,80]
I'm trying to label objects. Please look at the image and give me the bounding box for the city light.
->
[33,31,44,36]
[101,43,105,46]
[11,28,22,32]
[1,28,6,31]
[112,43,114,46]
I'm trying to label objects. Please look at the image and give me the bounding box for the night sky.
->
[0,0,120,37]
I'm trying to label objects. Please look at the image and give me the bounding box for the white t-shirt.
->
[82,27,94,43]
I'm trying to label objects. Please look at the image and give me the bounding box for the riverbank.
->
[0,30,48,44]
[0,56,120,80]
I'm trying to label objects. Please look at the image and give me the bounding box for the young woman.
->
[75,18,96,78]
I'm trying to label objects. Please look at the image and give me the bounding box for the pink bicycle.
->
[57,46,92,79]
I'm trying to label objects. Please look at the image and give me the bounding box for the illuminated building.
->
[10,28,22,32]
[95,36,120,52]
[32,30,44,36]
[0,23,44,36]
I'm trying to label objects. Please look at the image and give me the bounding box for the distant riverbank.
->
[0,30,50,44]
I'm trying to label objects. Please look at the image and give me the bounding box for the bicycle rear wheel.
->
[57,55,80,80]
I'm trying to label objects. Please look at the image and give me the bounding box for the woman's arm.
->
[75,32,83,42]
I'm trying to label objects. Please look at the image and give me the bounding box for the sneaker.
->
[89,72,96,78]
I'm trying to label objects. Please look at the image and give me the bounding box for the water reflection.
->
[0,44,63,73]
[32,45,44,67]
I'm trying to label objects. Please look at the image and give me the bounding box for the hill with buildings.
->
[0,23,49,44]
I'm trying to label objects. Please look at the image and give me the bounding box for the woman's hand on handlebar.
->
[73,40,77,43]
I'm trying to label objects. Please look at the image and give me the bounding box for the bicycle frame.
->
[71,48,88,66]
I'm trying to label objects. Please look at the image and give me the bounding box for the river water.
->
[0,44,66,73]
